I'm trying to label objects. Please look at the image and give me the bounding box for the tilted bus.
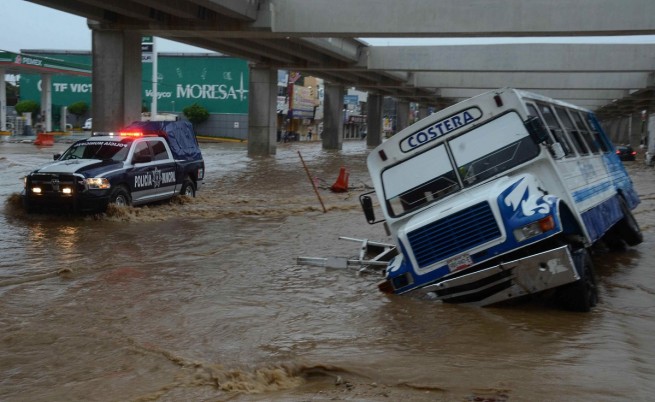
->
[360,88,642,311]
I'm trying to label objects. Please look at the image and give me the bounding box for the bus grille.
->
[407,202,501,268]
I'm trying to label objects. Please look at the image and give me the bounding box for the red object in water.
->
[330,166,349,193]
[34,133,54,146]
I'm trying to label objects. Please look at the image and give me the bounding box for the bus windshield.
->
[382,112,540,216]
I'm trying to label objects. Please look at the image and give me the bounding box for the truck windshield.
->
[382,112,539,216]
[61,141,130,162]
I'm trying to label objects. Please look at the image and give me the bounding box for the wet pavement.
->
[1,139,655,401]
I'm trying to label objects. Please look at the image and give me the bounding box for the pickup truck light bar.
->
[91,131,156,138]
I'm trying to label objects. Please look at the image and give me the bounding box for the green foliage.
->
[182,103,209,126]
[14,100,39,117]
[68,101,88,117]
[5,82,18,100]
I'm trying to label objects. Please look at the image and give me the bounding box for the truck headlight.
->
[85,178,110,189]
[513,216,555,242]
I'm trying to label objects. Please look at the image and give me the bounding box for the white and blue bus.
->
[360,88,641,311]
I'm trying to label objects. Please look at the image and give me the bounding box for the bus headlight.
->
[85,178,110,189]
[514,216,555,242]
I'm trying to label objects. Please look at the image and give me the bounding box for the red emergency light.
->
[118,131,144,137]
[118,131,157,138]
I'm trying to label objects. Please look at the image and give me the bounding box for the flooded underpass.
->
[2,139,655,401]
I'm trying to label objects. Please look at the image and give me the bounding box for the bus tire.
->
[558,248,598,312]
[110,185,131,207]
[615,197,642,246]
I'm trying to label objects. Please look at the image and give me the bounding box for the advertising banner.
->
[291,85,315,119]
[19,52,249,115]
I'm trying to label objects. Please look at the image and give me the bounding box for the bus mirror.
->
[360,194,376,224]
[525,116,549,144]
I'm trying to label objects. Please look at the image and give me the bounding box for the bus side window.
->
[555,106,589,155]
[526,103,552,145]
[570,111,600,153]
[537,103,573,156]
[586,114,610,153]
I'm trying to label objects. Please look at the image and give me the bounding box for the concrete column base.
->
[323,83,344,150]
[367,94,383,147]
[247,66,277,156]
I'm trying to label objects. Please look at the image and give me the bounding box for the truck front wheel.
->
[23,197,34,214]
[109,185,131,207]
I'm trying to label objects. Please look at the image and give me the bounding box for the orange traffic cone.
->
[330,166,349,193]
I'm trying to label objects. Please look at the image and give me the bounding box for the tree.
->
[14,100,39,118]
[182,103,209,128]
[5,82,18,106]
[68,101,89,126]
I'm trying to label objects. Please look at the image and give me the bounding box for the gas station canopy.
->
[0,50,92,133]
[0,50,91,76]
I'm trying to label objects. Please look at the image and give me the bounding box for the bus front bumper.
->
[419,245,579,306]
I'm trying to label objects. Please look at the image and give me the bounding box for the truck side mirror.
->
[524,116,549,144]
[360,194,376,224]
[53,154,61,161]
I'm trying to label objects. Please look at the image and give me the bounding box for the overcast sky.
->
[4,0,655,54]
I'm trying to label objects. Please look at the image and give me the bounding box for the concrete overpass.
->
[23,0,655,153]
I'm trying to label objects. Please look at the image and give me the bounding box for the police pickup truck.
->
[22,120,205,213]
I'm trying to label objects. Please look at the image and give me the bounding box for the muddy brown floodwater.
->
[2,139,655,402]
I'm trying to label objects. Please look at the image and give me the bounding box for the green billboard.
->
[19,52,249,115]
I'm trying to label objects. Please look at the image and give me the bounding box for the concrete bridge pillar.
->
[418,105,429,120]
[619,116,631,144]
[323,83,344,150]
[366,94,383,147]
[40,74,52,132]
[646,107,655,157]
[605,118,621,143]
[396,100,409,133]
[0,69,5,132]
[91,29,142,132]
[630,112,643,148]
[247,66,277,156]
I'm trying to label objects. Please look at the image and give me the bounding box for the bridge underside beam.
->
[364,44,655,72]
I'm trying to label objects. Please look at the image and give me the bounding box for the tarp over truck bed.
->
[122,120,203,162]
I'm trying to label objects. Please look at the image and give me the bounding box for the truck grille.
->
[28,173,84,193]
[407,201,501,268]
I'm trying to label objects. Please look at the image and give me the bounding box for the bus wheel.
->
[110,185,131,207]
[558,248,598,312]
[616,197,643,246]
